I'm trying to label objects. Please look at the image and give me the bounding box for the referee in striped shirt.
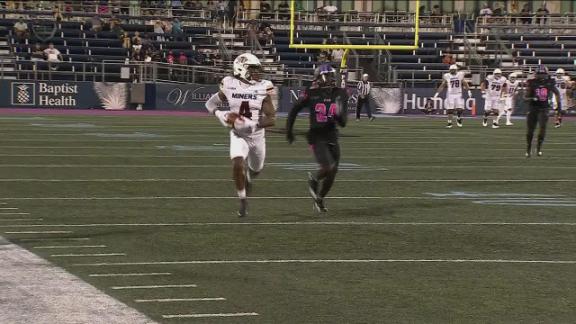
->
[356,73,375,121]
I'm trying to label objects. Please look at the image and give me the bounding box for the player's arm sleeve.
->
[205,90,230,127]
[551,84,562,109]
[258,94,276,128]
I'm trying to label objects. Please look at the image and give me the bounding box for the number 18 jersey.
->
[220,76,274,136]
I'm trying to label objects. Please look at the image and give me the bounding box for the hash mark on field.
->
[111,284,197,290]
[34,245,106,249]
[5,231,72,234]
[162,312,259,319]
[0,207,18,210]
[135,297,225,303]
[51,253,126,257]
[17,237,90,242]
[0,213,30,215]
[89,272,171,277]
[0,218,42,222]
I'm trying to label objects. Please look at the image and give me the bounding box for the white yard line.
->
[135,298,225,303]
[0,212,31,215]
[4,221,576,229]
[51,253,126,257]
[162,313,259,319]
[5,231,72,234]
[17,237,90,242]
[0,207,19,210]
[75,259,576,267]
[0,178,574,183]
[0,218,43,221]
[34,245,106,249]
[0,164,576,169]
[89,273,171,277]
[0,196,409,201]
[0,236,155,324]
[111,284,197,290]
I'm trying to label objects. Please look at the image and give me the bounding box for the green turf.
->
[1,114,576,323]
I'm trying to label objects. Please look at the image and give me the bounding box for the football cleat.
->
[456,120,463,128]
[554,122,562,128]
[446,123,453,129]
[369,116,376,122]
[525,151,531,158]
[238,199,248,217]
[537,151,543,157]
[492,122,500,129]
[355,118,360,122]
[313,199,328,213]
[307,172,319,200]
[482,119,488,127]
[506,122,514,126]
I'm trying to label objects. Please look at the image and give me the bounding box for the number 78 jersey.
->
[443,72,465,97]
[220,76,274,121]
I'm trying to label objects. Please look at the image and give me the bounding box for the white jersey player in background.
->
[554,68,571,128]
[205,53,276,217]
[500,72,521,126]
[434,64,472,128]
[481,68,508,128]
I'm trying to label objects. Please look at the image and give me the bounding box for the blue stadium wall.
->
[0,79,534,115]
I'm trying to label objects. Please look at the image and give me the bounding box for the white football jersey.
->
[485,75,507,98]
[555,76,570,99]
[443,72,465,96]
[220,76,273,123]
[506,80,521,96]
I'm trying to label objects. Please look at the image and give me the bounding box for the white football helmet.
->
[449,64,458,75]
[509,73,517,81]
[493,68,502,79]
[233,53,262,83]
[556,68,565,76]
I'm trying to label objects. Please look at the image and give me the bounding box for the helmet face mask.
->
[316,64,336,87]
[449,64,458,75]
[233,53,262,83]
[509,73,516,82]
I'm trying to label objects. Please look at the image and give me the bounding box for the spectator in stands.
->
[98,0,110,14]
[131,43,144,61]
[331,48,344,65]
[536,3,549,25]
[166,50,175,64]
[31,43,44,61]
[443,52,456,65]
[479,4,493,21]
[132,31,142,46]
[13,17,28,43]
[89,15,103,33]
[259,26,274,45]
[53,5,63,23]
[247,21,261,51]
[110,16,124,38]
[521,3,532,24]
[178,51,188,65]
[431,5,441,23]
[172,18,183,41]
[43,42,63,69]
[318,51,330,64]
[206,0,217,17]
[492,3,503,17]
[121,31,131,49]
[260,0,272,19]
[154,20,165,42]
[278,0,289,20]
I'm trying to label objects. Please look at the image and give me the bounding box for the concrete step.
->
[0,67,15,71]
[0,49,9,55]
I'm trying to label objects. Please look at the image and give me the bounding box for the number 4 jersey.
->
[220,76,274,137]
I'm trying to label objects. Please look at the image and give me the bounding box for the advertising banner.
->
[0,80,129,110]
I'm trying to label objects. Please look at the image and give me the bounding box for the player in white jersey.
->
[481,68,508,128]
[205,53,276,217]
[554,68,571,128]
[499,72,521,126]
[434,64,472,128]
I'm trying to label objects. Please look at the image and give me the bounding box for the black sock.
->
[319,170,337,199]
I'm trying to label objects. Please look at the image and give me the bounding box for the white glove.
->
[233,118,259,136]
[214,110,231,128]
[467,90,472,98]
[433,92,439,98]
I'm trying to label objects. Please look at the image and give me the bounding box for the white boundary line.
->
[75,259,576,267]
[135,298,225,303]
[0,196,406,201]
[4,222,576,229]
[89,272,171,277]
[34,245,106,249]
[51,253,126,258]
[5,231,72,234]
[162,313,259,319]
[111,284,197,290]
[1,164,576,169]
[0,213,31,215]
[0,178,574,183]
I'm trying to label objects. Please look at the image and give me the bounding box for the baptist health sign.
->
[10,82,78,107]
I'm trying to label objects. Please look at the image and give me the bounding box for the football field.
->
[1,113,575,323]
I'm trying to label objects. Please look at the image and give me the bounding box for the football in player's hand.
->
[226,112,241,125]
